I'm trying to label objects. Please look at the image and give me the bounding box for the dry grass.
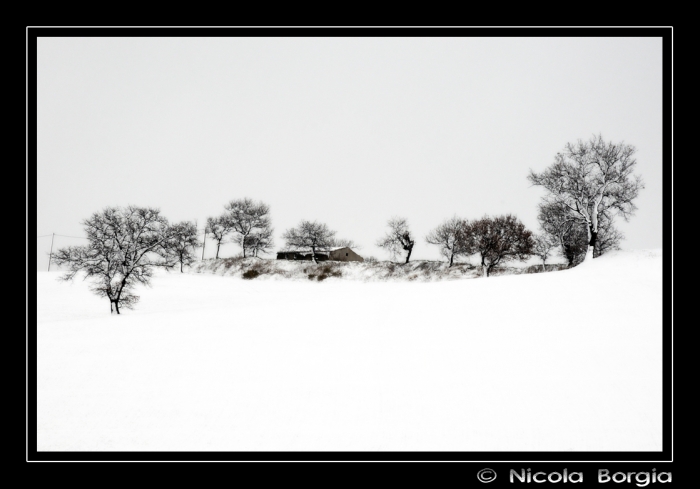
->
[191,257,568,282]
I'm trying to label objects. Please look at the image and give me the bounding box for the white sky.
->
[36,36,663,269]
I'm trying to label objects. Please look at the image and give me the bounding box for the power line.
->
[54,234,88,239]
[37,234,88,240]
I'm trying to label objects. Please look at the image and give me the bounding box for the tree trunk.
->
[541,261,546,272]
[311,247,317,264]
[583,202,601,262]
[216,242,221,259]
[481,255,488,277]
[180,261,183,273]
[583,223,597,262]
[589,227,598,250]
[449,253,454,267]
[405,246,412,264]
[114,300,120,315]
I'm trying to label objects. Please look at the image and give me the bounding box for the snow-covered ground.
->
[36,249,663,451]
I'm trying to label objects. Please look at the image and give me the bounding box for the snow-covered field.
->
[36,249,663,451]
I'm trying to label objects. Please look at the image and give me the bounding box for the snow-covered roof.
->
[277,250,330,254]
[277,247,352,254]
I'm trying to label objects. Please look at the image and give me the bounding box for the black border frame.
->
[27,26,673,464]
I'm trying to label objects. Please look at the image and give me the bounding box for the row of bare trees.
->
[378,135,643,272]
[206,198,274,259]
[396,214,536,276]
[53,135,643,314]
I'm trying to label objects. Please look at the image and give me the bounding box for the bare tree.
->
[593,213,623,258]
[331,238,361,250]
[536,201,581,266]
[225,198,272,257]
[533,233,558,272]
[377,217,415,264]
[282,220,337,264]
[206,215,234,259]
[538,202,621,267]
[425,216,466,267]
[528,134,643,262]
[52,206,175,314]
[463,214,534,277]
[244,223,275,258]
[166,221,200,272]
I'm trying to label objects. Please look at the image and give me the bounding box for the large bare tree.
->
[377,217,415,264]
[166,220,200,272]
[52,206,175,314]
[425,216,466,267]
[282,220,337,264]
[463,214,534,277]
[528,135,643,262]
[225,198,273,258]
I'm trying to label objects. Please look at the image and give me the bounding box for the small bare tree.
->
[244,223,275,258]
[52,206,175,314]
[166,221,200,272]
[225,198,273,257]
[331,238,360,250]
[282,220,337,264]
[538,202,621,267]
[533,233,558,272]
[463,214,534,277]
[536,201,581,266]
[206,215,234,259]
[528,134,643,262]
[377,217,415,264]
[425,216,466,267]
[593,214,623,258]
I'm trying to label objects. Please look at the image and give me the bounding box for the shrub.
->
[242,269,261,280]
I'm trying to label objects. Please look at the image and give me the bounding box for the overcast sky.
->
[36,36,663,270]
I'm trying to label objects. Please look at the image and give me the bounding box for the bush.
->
[242,269,261,280]
[308,264,342,281]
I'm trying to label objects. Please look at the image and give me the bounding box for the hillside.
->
[190,254,567,282]
[36,249,663,451]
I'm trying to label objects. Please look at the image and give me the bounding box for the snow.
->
[36,249,663,451]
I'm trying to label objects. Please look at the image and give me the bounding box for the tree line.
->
[53,135,642,313]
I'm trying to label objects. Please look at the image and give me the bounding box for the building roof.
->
[277,247,352,254]
[277,250,330,254]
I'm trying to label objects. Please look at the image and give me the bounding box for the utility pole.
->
[47,232,55,272]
